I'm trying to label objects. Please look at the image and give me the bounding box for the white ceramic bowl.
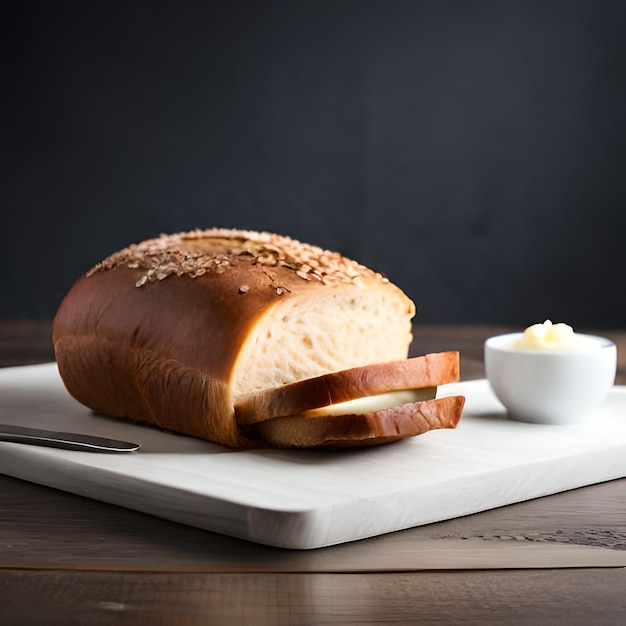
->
[484,332,617,425]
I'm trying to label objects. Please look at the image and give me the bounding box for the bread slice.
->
[53,229,417,448]
[235,352,460,426]
[255,395,465,448]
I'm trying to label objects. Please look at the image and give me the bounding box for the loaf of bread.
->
[53,228,464,448]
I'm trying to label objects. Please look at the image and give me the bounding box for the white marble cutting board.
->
[0,363,625,550]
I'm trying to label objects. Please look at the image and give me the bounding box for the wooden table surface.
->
[1,320,625,625]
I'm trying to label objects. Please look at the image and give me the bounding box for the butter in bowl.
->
[485,320,617,425]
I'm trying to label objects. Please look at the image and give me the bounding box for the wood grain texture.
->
[0,474,624,572]
[0,319,54,367]
[1,569,625,625]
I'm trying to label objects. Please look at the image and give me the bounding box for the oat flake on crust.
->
[87,228,388,288]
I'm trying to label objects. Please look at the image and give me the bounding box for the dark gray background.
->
[2,1,625,328]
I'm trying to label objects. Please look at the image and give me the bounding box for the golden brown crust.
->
[88,228,389,289]
[53,270,256,447]
[235,352,460,426]
[254,396,466,448]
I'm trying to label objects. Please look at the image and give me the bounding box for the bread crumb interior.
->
[231,289,413,397]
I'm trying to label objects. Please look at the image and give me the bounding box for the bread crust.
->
[53,268,256,447]
[254,396,466,448]
[236,352,460,426]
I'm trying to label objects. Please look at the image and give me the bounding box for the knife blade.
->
[0,423,140,453]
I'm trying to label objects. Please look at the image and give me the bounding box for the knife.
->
[0,423,140,453]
